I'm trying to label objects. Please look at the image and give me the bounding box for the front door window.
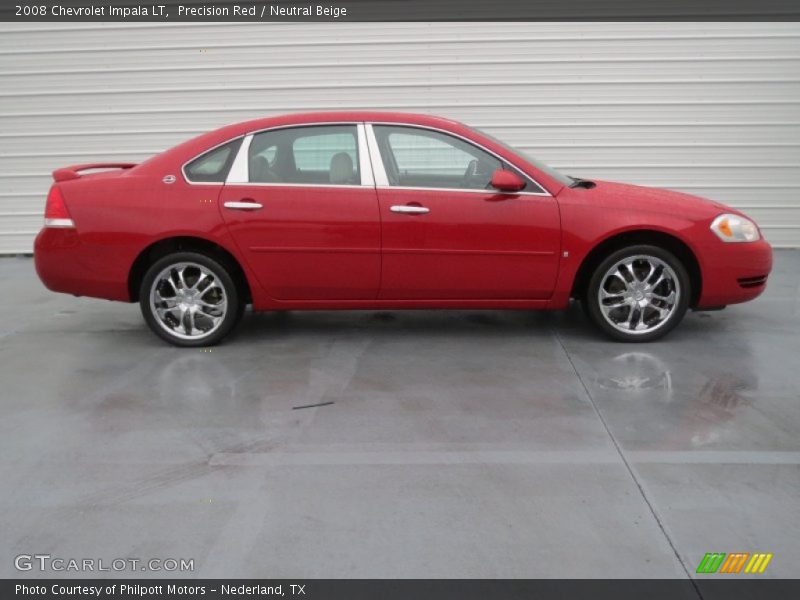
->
[372,125,502,191]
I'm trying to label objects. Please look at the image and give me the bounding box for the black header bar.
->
[3,0,800,22]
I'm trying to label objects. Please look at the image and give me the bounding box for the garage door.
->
[0,22,798,252]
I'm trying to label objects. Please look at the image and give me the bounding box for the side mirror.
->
[490,169,525,193]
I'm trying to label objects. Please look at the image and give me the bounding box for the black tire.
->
[584,244,690,342]
[139,251,244,347]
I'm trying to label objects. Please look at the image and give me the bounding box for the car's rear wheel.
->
[139,252,243,347]
[584,245,690,342]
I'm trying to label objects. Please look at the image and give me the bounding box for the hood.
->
[583,180,731,220]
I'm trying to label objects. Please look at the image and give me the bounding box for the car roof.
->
[226,111,465,136]
[141,111,470,170]
[136,112,457,174]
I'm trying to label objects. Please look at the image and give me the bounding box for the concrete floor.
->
[0,251,798,580]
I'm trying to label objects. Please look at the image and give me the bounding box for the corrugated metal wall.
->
[1,22,799,252]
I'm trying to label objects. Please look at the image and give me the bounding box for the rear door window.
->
[248,125,360,185]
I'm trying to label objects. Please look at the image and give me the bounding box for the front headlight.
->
[710,213,761,242]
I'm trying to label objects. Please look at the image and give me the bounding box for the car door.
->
[368,124,561,300]
[218,124,380,300]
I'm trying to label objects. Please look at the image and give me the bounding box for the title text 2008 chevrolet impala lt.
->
[34,112,772,346]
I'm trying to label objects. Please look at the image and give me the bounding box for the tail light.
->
[44,185,74,228]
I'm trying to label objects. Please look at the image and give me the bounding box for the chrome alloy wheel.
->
[597,255,680,335]
[149,262,228,340]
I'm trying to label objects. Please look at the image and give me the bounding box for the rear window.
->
[184,138,243,183]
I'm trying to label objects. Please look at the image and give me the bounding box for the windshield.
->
[472,127,574,188]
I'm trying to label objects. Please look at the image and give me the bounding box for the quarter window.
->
[183,138,242,183]
[373,125,507,191]
[248,125,360,185]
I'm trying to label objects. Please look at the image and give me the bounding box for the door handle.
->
[390,205,430,215]
[224,200,263,210]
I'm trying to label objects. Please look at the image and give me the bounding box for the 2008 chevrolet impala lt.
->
[34,112,772,346]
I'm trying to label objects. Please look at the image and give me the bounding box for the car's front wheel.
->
[139,252,243,347]
[584,245,690,342]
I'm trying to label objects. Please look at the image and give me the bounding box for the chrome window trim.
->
[365,122,552,197]
[181,135,245,186]
[183,120,551,196]
[223,182,370,190]
[374,185,546,197]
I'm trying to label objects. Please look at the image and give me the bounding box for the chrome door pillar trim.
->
[364,124,390,187]
[356,123,375,187]
[226,134,253,184]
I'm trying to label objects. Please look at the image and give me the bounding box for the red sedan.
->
[34,112,772,346]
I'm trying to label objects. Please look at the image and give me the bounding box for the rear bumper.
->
[696,238,773,308]
[34,228,129,301]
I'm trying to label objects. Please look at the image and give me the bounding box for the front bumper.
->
[696,238,773,308]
